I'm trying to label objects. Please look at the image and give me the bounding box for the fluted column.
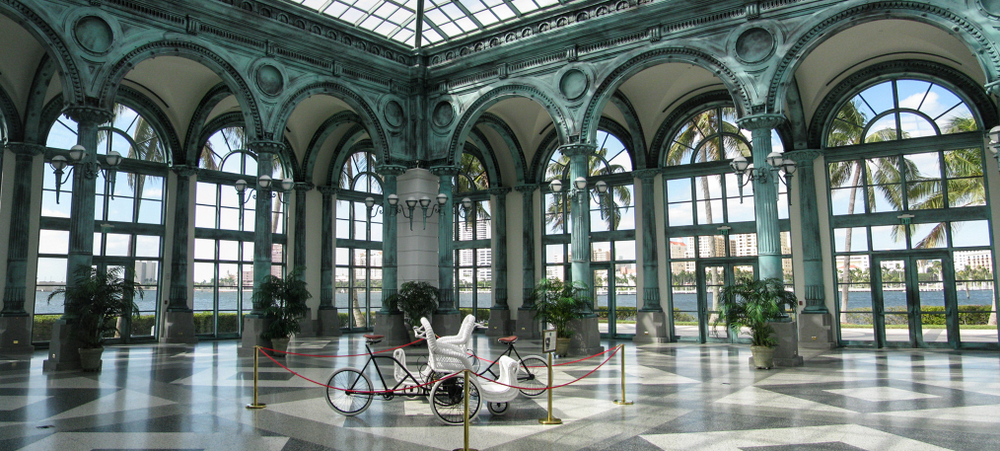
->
[292,181,315,337]
[316,186,340,336]
[373,165,407,345]
[431,165,462,335]
[514,183,540,338]
[44,105,113,372]
[634,168,668,343]
[487,187,512,336]
[240,140,283,353]
[0,143,43,356]
[160,165,197,344]
[737,114,785,281]
[560,142,603,355]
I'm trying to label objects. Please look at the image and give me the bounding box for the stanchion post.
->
[246,346,266,410]
[453,370,478,451]
[614,344,633,406]
[538,351,562,425]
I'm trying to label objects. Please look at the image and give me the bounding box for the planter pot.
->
[555,337,571,357]
[79,347,104,372]
[270,337,290,357]
[750,345,775,369]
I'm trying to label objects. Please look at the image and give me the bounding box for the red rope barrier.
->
[469,346,620,391]
[258,337,426,359]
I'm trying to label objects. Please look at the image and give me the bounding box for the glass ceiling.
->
[285,0,564,48]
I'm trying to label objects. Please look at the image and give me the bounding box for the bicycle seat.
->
[497,335,518,345]
[364,334,384,344]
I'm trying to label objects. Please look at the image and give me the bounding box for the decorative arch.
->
[768,2,1000,113]
[598,116,638,171]
[448,82,570,166]
[649,91,736,167]
[807,60,998,149]
[582,47,752,144]
[0,3,84,106]
[272,82,389,167]
[302,110,363,184]
[327,124,371,186]
[529,128,560,183]
[0,84,23,142]
[116,85,182,165]
[99,40,262,141]
[608,90,647,166]
[22,53,58,144]
[196,112,246,167]
[468,128,502,186]
[473,112,526,182]
[184,83,233,165]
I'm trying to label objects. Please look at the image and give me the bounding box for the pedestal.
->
[771,320,803,367]
[160,310,198,344]
[633,310,670,344]
[516,308,540,339]
[486,307,512,337]
[568,317,604,356]
[296,308,315,338]
[372,312,406,346]
[0,316,35,358]
[43,319,83,371]
[798,312,836,349]
[317,307,342,337]
[432,312,461,336]
[239,316,271,356]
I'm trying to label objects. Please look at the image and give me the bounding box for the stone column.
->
[788,150,835,349]
[292,182,315,337]
[373,164,406,345]
[487,187,512,336]
[737,114,802,366]
[160,165,197,344]
[44,105,113,372]
[240,140,282,353]
[514,184,540,338]
[633,168,668,343]
[561,143,602,355]
[316,186,341,336]
[0,143,43,357]
[431,165,461,335]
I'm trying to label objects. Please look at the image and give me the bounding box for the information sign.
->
[542,329,557,353]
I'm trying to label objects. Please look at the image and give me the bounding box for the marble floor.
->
[1,336,999,451]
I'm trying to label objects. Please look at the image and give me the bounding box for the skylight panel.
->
[534,0,559,7]
[454,17,477,32]
[339,6,366,23]
[301,0,328,9]
[511,0,541,14]
[461,0,488,14]
[474,11,500,27]
[492,4,516,19]
[374,3,398,17]
[354,0,379,10]
[425,9,449,24]
[439,22,462,37]
[423,25,444,43]
[441,4,465,20]
[360,15,383,31]
[389,9,412,23]
[322,2,349,17]
[374,21,398,36]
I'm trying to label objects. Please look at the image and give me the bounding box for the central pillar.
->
[487,187,513,336]
[514,184,541,338]
[316,186,341,336]
[633,169,668,343]
[431,165,461,335]
[561,143,602,356]
[373,165,406,345]
[160,165,197,344]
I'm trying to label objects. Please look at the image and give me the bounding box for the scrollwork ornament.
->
[558,143,597,157]
[784,150,822,166]
[63,106,113,126]
[248,140,285,155]
[318,185,339,197]
[514,184,537,194]
[430,165,462,177]
[172,165,198,178]
[375,164,407,177]
[6,142,44,156]
[488,187,512,196]
[737,113,785,131]
[294,182,315,192]
[634,168,659,180]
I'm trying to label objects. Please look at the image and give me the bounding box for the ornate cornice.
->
[784,150,822,165]
[737,113,785,131]
[248,140,285,155]
[514,184,537,194]
[318,185,338,196]
[558,143,597,157]
[430,165,462,177]
[62,105,113,125]
[4,142,44,156]
[294,182,315,192]
[375,163,408,177]
[487,187,511,196]
[634,168,659,180]
[171,165,198,177]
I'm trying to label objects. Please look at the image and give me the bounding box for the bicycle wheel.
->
[325,367,374,416]
[487,401,508,415]
[516,355,547,397]
[430,375,481,425]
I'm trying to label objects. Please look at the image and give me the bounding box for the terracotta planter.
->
[270,337,290,357]
[750,345,774,369]
[79,347,104,372]
[555,337,571,357]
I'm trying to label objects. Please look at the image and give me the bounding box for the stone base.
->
[798,311,836,349]
[0,315,35,358]
[160,310,198,344]
[43,319,83,371]
[238,316,271,356]
[372,312,407,347]
[568,316,604,356]
[515,308,540,339]
[296,308,315,338]
[633,310,670,344]
[486,308,512,337]
[432,311,461,336]
[771,320,803,367]
[316,307,342,337]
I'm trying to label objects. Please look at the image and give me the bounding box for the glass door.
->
[691,259,756,343]
[594,265,613,335]
[869,253,958,348]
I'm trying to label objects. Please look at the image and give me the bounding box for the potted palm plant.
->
[396,281,439,332]
[254,267,312,355]
[48,267,143,371]
[714,277,797,369]
[531,278,589,356]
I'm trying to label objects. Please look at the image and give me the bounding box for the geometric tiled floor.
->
[2,336,998,450]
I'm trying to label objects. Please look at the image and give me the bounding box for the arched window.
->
[454,151,491,322]
[335,149,383,332]
[37,103,168,342]
[662,104,791,343]
[193,126,289,338]
[542,130,636,336]
[823,76,996,348]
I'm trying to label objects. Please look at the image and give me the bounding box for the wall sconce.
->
[456,197,475,220]
[386,192,447,230]
[364,196,384,218]
[48,145,122,204]
[550,176,589,200]
[987,126,1000,168]
[234,175,294,205]
[730,151,796,202]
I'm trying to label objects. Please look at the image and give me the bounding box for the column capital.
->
[634,168,659,180]
[171,165,198,177]
[986,79,1000,98]
[737,113,785,131]
[488,187,511,196]
[514,183,537,194]
[375,164,407,177]
[4,142,44,156]
[430,165,462,177]
[62,105,113,125]
[318,185,338,196]
[294,181,315,192]
[247,140,285,155]
[558,142,597,157]
[784,149,822,165]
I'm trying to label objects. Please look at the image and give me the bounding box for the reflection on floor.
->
[2,335,998,450]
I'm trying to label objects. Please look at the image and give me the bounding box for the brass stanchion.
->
[453,370,478,451]
[246,346,266,410]
[614,344,633,405]
[538,352,561,425]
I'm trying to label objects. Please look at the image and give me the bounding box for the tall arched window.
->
[37,103,168,342]
[193,126,289,338]
[824,76,997,348]
[336,149,383,332]
[454,151,491,322]
[542,130,636,337]
[662,103,791,343]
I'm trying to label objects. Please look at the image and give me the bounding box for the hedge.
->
[843,305,994,326]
